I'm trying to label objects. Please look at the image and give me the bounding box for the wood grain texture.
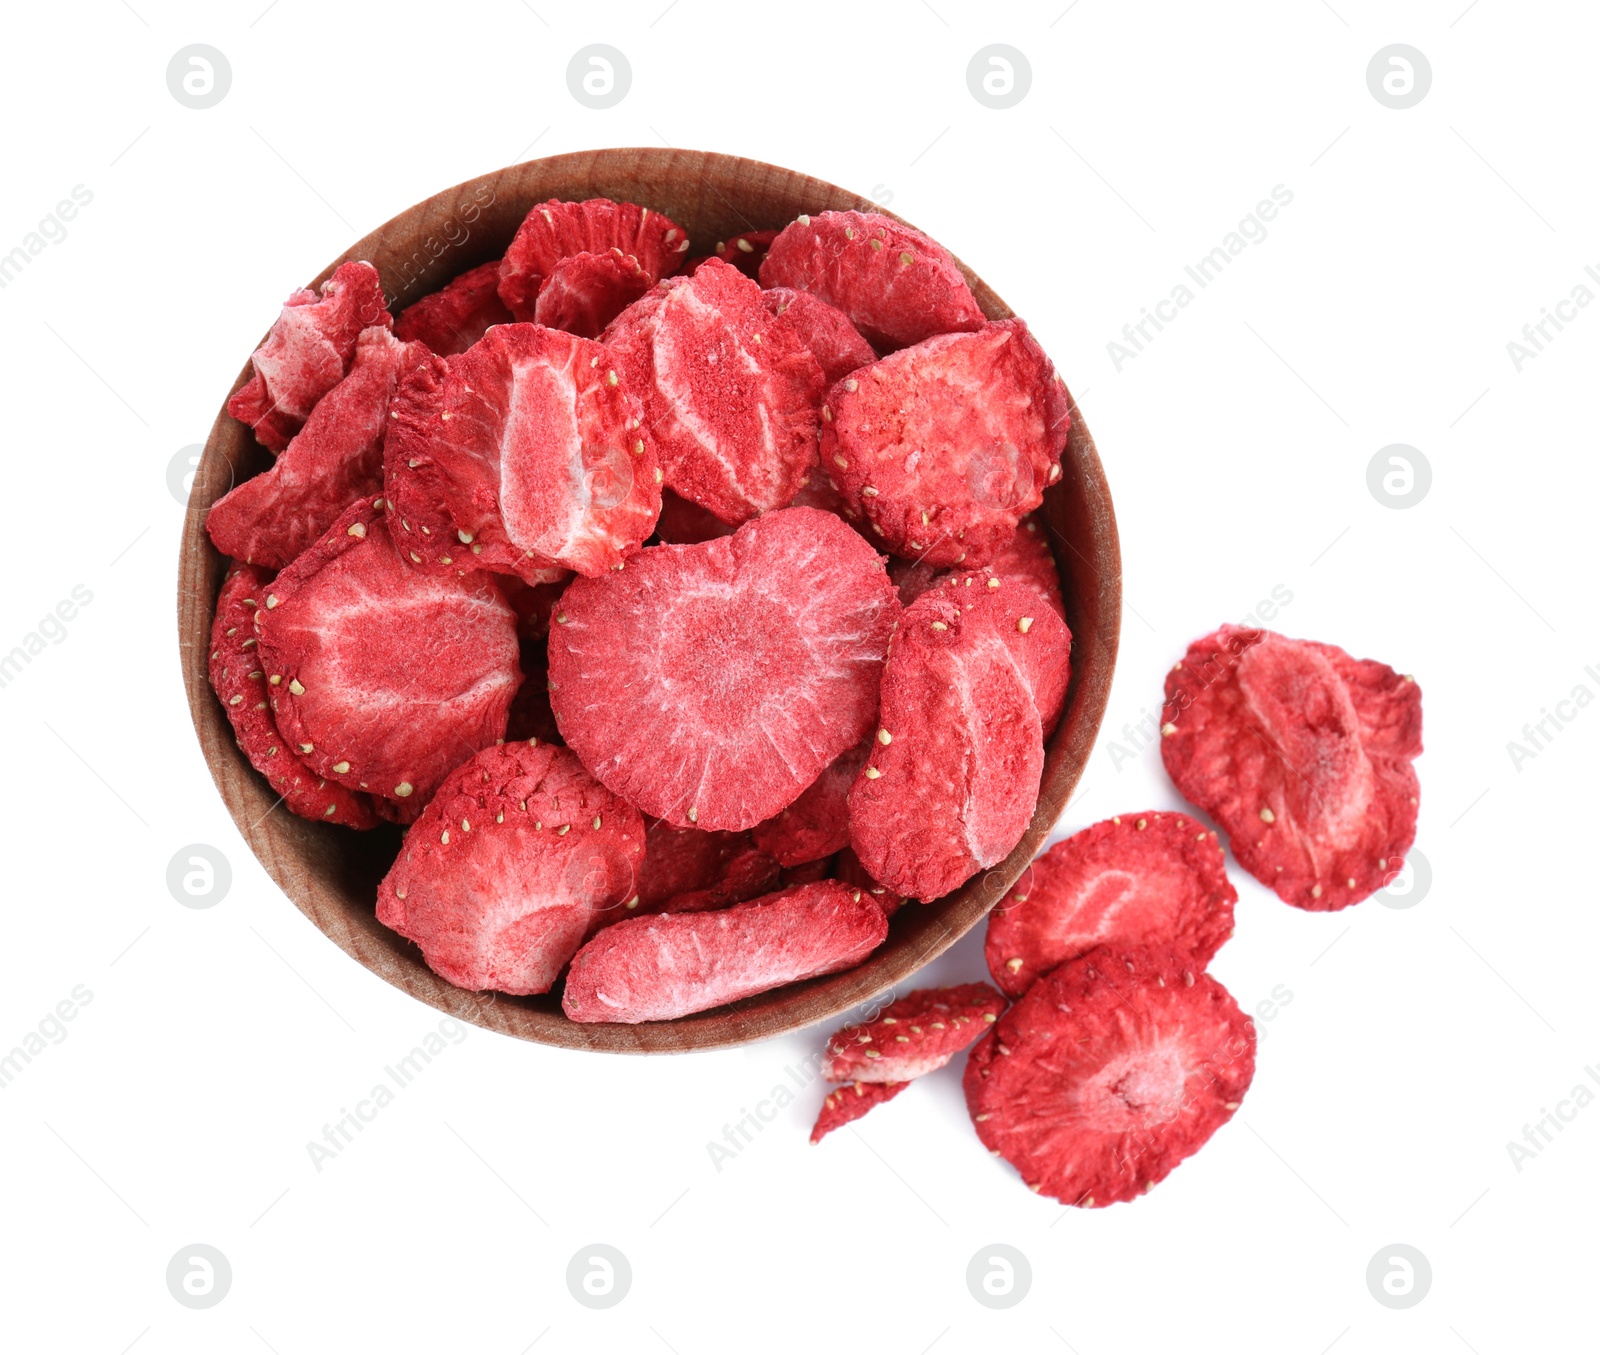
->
[176,148,1122,1053]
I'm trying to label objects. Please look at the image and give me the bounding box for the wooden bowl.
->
[177,148,1121,1052]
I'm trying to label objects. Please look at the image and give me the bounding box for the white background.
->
[0,1,1594,1351]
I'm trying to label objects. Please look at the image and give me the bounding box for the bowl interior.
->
[177,147,1122,1052]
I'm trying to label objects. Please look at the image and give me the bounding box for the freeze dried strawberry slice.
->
[850,579,1070,900]
[835,847,906,918]
[562,880,887,1022]
[605,258,825,524]
[255,500,521,806]
[811,1080,909,1143]
[549,507,899,830]
[965,946,1255,1207]
[385,324,661,580]
[209,564,378,829]
[753,741,868,867]
[633,818,760,911]
[654,489,736,545]
[208,328,420,570]
[985,813,1235,998]
[534,249,653,339]
[229,261,392,451]
[393,261,514,356]
[822,320,1069,568]
[763,287,877,386]
[715,228,778,279]
[376,742,645,994]
[823,982,1005,1083]
[498,197,689,319]
[759,210,985,351]
[891,517,1062,618]
[1162,626,1423,910]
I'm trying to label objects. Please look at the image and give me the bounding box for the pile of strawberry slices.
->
[806,628,1422,1209]
[207,198,1075,1021]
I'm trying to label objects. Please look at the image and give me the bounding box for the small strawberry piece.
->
[850,578,1070,900]
[393,260,514,356]
[549,507,899,830]
[605,258,825,525]
[255,500,521,807]
[965,946,1256,1207]
[229,261,392,451]
[811,1080,909,1143]
[753,741,868,866]
[384,324,661,580]
[534,248,653,339]
[823,982,1006,1083]
[208,328,420,570]
[1162,626,1423,910]
[759,210,985,351]
[715,228,779,279]
[764,287,877,385]
[209,563,377,829]
[986,812,1236,999]
[657,849,782,915]
[654,489,736,545]
[562,879,888,1023]
[835,846,906,918]
[497,197,689,319]
[376,743,645,994]
[823,320,1070,568]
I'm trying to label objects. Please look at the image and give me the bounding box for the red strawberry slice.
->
[822,982,1006,1083]
[834,846,906,918]
[254,499,521,808]
[548,507,900,831]
[534,248,653,339]
[605,258,825,525]
[633,818,764,911]
[208,328,421,570]
[393,260,513,355]
[209,563,377,829]
[811,1079,910,1143]
[497,197,689,320]
[376,742,645,994]
[965,946,1256,1207]
[752,740,869,867]
[229,260,392,451]
[654,846,781,915]
[822,320,1070,569]
[849,576,1070,901]
[764,286,877,385]
[985,812,1236,999]
[715,228,779,279]
[562,880,888,1023]
[759,210,985,351]
[384,324,662,580]
[1162,626,1423,910]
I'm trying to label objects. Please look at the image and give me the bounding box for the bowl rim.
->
[176,146,1122,1053]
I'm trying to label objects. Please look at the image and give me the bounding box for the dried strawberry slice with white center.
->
[377,742,645,995]
[985,812,1236,998]
[384,323,662,580]
[548,506,899,831]
[605,258,825,525]
[1161,626,1422,909]
[497,197,690,320]
[228,260,392,451]
[208,327,420,571]
[965,946,1255,1207]
[533,249,653,339]
[255,500,520,807]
